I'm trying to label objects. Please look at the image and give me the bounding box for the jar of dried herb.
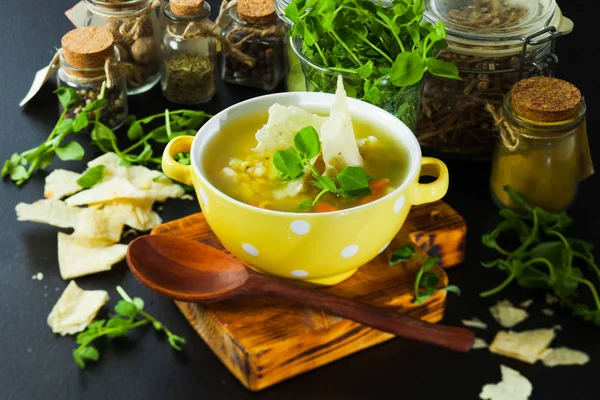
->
[417,0,573,158]
[58,27,128,129]
[83,0,161,95]
[490,77,593,213]
[160,0,217,104]
[221,0,286,91]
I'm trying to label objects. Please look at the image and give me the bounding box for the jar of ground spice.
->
[57,27,128,129]
[417,0,574,158]
[221,0,286,91]
[83,0,161,95]
[160,0,217,104]
[490,77,593,213]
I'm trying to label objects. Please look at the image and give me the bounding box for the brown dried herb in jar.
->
[416,0,572,157]
[58,27,128,129]
[221,0,286,91]
[163,53,215,104]
[84,0,161,95]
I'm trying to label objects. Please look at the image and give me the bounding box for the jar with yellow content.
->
[490,77,593,213]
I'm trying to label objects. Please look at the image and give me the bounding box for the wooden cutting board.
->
[151,201,466,391]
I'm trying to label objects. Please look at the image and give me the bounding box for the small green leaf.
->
[443,285,461,296]
[391,52,426,87]
[55,118,74,137]
[357,60,374,79]
[78,346,100,361]
[114,300,137,318]
[421,256,439,273]
[299,200,314,210]
[37,150,56,169]
[312,175,337,194]
[55,141,85,161]
[420,271,440,288]
[55,87,80,109]
[335,167,372,197]
[106,317,131,338]
[293,126,321,160]
[273,148,305,180]
[504,186,532,212]
[152,321,163,330]
[84,98,108,112]
[9,165,28,181]
[73,112,89,133]
[389,243,416,265]
[426,58,460,80]
[76,165,106,189]
[132,297,145,311]
[73,349,86,369]
[127,121,144,141]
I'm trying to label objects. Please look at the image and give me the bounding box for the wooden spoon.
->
[126,235,475,352]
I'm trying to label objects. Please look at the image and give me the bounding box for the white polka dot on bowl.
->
[341,244,359,259]
[291,270,309,277]
[199,188,209,210]
[393,196,405,213]
[290,220,311,235]
[242,243,259,257]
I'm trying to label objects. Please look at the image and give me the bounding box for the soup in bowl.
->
[162,88,449,285]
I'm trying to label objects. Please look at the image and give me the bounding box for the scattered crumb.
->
[44,293,48,298]
[31,272,44,281]
[546,294,559,305]
[27,348,32,353]
[519,299,533,308]
[489,329,555,364]
[490,300,529,328]
[542,308,555,317]
[552,324,562,331]
[473,338,488,349]
[479,365,532,400]
[462,318,488,330]
[44,285,47,289]
[541,347,590,367]
[55,287,60,291]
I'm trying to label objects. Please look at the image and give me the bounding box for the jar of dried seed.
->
[57,27,128,129]
[160,0,217,104]
[490,77,593,213]
[83,0,161,95]
[221,0,286,91]
[417,0,573,158]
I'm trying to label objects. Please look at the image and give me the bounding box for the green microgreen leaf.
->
[335,166,372,197]
[391,52,426,87]
[73,112,90,133]
[425,58,461,80]
[273,148,305,180]
[389,243,416,265]
[293,126,321,160]
[54,87,80,110]
[55,141,85,161]
[76,165,106,189]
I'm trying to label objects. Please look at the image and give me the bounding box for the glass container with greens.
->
[286,0,460,131]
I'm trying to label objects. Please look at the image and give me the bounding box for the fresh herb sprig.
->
[73,286,186,369]
[273,126,372,210]
[286,0,460,104]
[389,243,460,304]
[91,108,210,168]
[481,186,600,326]
[2,86,107,186]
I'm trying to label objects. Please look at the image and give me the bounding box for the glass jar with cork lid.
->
[58,27,128,129]
[83,0,161,95]
[221,0,286,91]
[490,77,593,213]
[160,0,217,104]
[417,0,574,158]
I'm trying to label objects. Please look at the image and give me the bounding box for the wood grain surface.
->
[151,201,466,391]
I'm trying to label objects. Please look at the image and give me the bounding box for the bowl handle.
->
[412,157,449,206]
[162,136,194,187]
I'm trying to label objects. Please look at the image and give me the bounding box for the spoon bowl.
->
[127,234,475,352]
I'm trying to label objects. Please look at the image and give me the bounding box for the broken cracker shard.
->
[480,365,532,400]
[489,299,529,328]
[489,329,555,364]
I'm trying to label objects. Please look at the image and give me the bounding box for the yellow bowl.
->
[162,93,449,286]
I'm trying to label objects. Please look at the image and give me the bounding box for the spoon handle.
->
[245,275,475,352]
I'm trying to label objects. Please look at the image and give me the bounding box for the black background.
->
[1,1,598,399]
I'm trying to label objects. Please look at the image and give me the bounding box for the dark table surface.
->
[1,1,598,399]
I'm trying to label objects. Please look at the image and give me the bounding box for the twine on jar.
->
[216,0,238,26]
[117,0,161,42]
[167,19,256,67]
[485,102,520,151]
[103,58,115,88]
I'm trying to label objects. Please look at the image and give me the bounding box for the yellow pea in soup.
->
[202,113,409,213]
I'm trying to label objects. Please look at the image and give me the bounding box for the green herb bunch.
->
[273,126,372,210]
[285,0,460,127]
[73,286,186,369]
[481,186,600,326]
[2,86,108,186]
[389,243,460,304]
[2,84,211,186]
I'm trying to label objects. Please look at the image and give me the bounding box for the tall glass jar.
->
[274,0,306,91]
[490,77,590,213]
[221,0,286,91]
[83,0,161,95]
[417,0,573,158]
[58,27,128,130]
[160,0,216,104]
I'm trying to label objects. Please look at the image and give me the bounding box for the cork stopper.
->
[511,77,582,123]
[170,0,205,16]
[61,27,114,69]
[237,0,276,23]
